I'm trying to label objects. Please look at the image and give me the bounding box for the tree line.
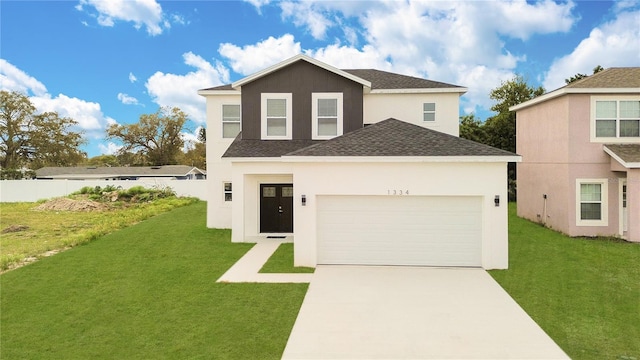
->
[0,91,205,179]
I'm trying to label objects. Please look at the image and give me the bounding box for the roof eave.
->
[197,89,241,96]
[281,155,522,163]
[510,87,640,112]
[370,87,468,95]
[231,54,372,90]
[603,146,640,169]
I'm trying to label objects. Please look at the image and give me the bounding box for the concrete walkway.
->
[282,265,569,360]
[216,239,313,283]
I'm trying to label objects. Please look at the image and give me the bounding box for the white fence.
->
[0,179,208,202]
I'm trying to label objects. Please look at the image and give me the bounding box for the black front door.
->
[260,184,294,233]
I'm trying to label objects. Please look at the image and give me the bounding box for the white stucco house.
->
[198,54,519,270]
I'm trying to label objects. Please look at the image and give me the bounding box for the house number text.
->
[387,190,409,195]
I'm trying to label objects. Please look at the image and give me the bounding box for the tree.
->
[459,114,486,144]
[1,90,86,172]
[565,65,604,84]
[106,107,188,166]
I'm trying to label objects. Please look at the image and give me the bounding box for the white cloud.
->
[0,59,48,96]
[280,1,332,39]
[180,127,201,152]
[77,0,171,36]
[145,52,230,123]
[98,141,122,155]
[129,72,137,83]
[117,93,139,105]
[219,34,301,75]
[543,8,640,91]
[31,94,104,131]
[1,59,114,135]
[245,0,577,116]
[307,45,391,70]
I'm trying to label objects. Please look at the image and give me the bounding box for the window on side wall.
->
[261,93,292,140]
[423,103,436,122]
[312,93,343,139]
[594,99,640,139]
[223,182,232,202]
[576,179,608,226]
[222,105,241,138]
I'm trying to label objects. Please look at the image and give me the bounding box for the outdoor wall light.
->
[494,195,500,207]
[301,195,306,206]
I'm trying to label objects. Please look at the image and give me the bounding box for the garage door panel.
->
[317,196,482,267]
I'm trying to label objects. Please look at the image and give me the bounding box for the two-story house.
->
[199,54,519,269]
[511,67,640,242]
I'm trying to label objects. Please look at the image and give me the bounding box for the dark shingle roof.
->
[565,68,640,89]
[202,68,463,92]
[201,84,234,91]
[36,165,205,178]
[343,69,463,90]
[287,119,517,157]
[222,135,322,158]
[604,144,640,164]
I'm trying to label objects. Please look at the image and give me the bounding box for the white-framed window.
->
[576,179,608,226]
[222,104,241,138]
[592,96,640,142]
[312,93,343,140]
[261,93,292,140]
[423,103,436,121]
[223,182,232,202]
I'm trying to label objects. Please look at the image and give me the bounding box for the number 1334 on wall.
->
[387,190,409,195]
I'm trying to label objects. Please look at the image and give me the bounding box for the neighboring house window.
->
[224,182,232,202]
[312,93,343,139]
[222,105,241,138]
[423,103,436,121]
[576,179,608,226]
[593,98,640,139]
[261,93,292,140]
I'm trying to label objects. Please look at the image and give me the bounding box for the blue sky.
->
[1,0,639,158]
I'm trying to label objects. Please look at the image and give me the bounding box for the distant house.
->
[511,67,639,242]
[35,165,206,180]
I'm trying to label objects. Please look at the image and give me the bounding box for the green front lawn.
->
[490,204,640,360]
[0,202,308,359]
[2,202,638,359]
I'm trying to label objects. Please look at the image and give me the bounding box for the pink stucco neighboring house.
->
[511,67,640,242]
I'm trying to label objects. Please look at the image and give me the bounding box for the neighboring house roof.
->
[604,144,640,168]
[199,54,465,94]
[224,119,518,160]
[510,67,640,111]
[36,165,206,179]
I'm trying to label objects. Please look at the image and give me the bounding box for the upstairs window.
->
[223,182,232,201]
[423,103,436,121]
[261,93,292,139]
[594,99,640,139]
[222,105,241,138]
[312,93,343,139]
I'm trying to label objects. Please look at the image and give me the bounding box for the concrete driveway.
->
[282,266,569,359]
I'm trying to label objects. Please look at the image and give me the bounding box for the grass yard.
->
[0,197,198,271]
[490,204,640,360]
[0,202,309,359]
[2,201,639,359]
[260,243,315,274]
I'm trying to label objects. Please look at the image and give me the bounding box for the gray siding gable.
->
[240,60,364,140]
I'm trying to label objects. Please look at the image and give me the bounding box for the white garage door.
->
[317,196,482,267]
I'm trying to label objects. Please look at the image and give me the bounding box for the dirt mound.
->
[34,197,109,212]
[2,225,29,233]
